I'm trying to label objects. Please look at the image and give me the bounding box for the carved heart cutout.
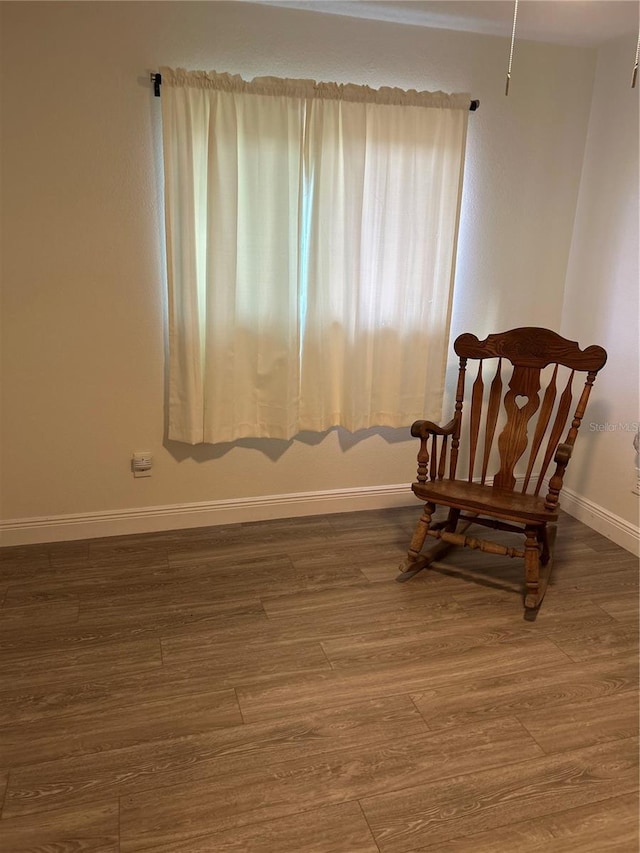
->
[514,394,528,409]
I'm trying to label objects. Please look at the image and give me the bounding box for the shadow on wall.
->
[164,425,413,463]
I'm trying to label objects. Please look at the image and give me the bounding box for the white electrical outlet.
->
[132,452,153,478]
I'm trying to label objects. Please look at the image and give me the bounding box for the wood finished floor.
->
[0,507,638,852]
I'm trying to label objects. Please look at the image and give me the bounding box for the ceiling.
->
[262,1,639,47]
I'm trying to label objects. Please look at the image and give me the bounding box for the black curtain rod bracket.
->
[149,72,477,110]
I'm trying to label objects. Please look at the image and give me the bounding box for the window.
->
[160,69,469,444]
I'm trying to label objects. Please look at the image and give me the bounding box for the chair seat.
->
[411,479,559,525]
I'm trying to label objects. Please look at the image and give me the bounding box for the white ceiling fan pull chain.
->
[506,0,519,96]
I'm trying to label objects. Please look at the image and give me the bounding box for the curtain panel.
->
[159,68,470,444]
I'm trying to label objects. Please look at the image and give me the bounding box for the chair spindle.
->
[468,360,484,481]
[522,364,558,493]
[480,358,503,485]
[534,370,574,495]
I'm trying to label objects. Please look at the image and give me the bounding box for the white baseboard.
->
[2,482,638,556]
[0,484,415,546]
[559,486,640,557]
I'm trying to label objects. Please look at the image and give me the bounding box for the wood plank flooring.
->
[0,507,638,852]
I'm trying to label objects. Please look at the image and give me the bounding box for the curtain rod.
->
[150,73,479,110]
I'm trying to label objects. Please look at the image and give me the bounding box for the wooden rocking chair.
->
[398,327,607,615]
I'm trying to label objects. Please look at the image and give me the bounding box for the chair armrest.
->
[411,418,457,439]
[544,443,574,510]
[554,443,573,467]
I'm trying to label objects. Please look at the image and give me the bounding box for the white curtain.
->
[160,68,470,444]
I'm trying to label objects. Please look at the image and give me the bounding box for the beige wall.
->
[560,34,640,535]
[1,2,597,532]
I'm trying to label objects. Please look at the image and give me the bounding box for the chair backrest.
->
[448,328,607,495]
